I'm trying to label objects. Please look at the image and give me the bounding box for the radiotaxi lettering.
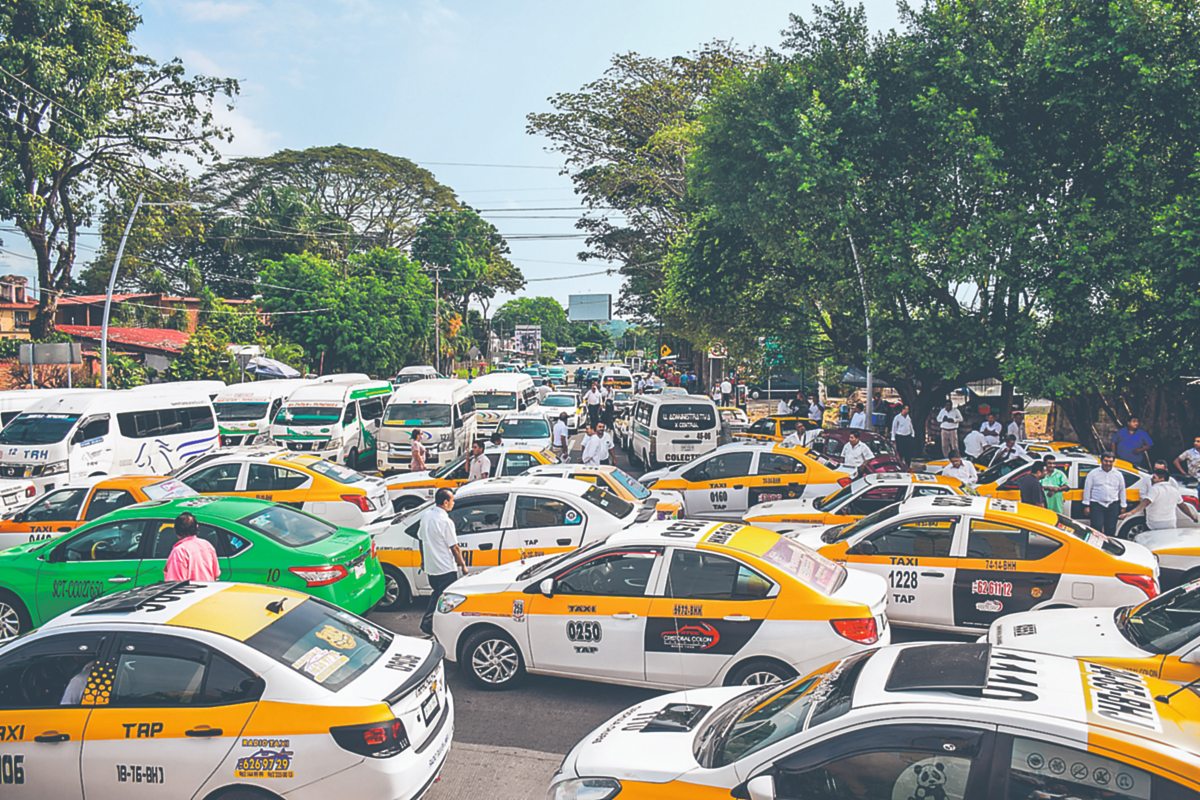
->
[980,649,1040,703]
[235,738,294,779]
[1084,662,1161,731]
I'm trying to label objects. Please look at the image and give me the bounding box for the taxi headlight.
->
[549,777,622,800]
[437,592,467,614]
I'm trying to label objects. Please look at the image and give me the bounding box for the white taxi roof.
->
[458,475,592,498]
[499,410,551,422]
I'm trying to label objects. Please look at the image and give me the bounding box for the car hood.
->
[986,608,1144,659]
[1133,528,1200,554]
[786,525,837,550]
[744,497,820,520]
[445,556,554,595]
[386,470,437,489]
[560,687,748,784]
[498,437,551,449]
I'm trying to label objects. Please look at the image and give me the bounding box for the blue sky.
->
[3,0,901,314]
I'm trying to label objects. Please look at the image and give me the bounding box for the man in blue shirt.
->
[1111,417,1153,469]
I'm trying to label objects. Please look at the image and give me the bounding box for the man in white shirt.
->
[552,413,571,459]
[890,404,916,464]
[979,413,1002,447]
[466,441,491,482]
[1174,436,1200,480]
[596,422,616,465]
[782,421,806,449]
[719,379,733,406]
[848,402,867,429]
[808,394,824,422]
[580,425,605,466]
[940,451,978,486]
[962,427,987,459]
[936,400,963,458]
[584,382,603,427]
[840,432,873,468]
[1083,452,1127,535]
[418,488,466,636]
[989,435,1028,467]
[777,397,792,415]
[1007,410,1026,441]
[1122,468,1198,530]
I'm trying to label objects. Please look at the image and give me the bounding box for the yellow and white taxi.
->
[640,442,851,520]
[384,445,557,513]
[525,463,684,520]
[373,476,639,610]
[173,448,391,530]
[1133,528,1200,589]
[734,414,821,443]
[435,519,888,690]
[790,495,1160,634]
[986,578,1200,684]
[0,581,452,800]
[743,472,970,534]
[549,641,1200,800]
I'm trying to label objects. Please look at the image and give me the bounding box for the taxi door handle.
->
[921,571,945,578]
[723,615,751,622]
[477,543,493,551]
[556,538,572,546]
[732,485,745,490]
[34,731,69,743]
[611,613,638,620]
[108,576,132,584]
[185,726,223,738]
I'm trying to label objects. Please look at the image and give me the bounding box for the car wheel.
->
[347,447,360,470]
[375,566,411,612]
[726,658,797,687]
[392,495,425,514]
[751,390,761,400]
[461,628,525,690]
[205,787,283,800]
[1116,517,1147,540]
[0,590,30,642]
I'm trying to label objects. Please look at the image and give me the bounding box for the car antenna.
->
[266,597,288,615]
[1155,675,1200,705]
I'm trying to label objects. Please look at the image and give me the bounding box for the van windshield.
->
[498,418,550,439]
[657,404,717,431]
[277,405,341,425]
[475,393,517,410]
[0,413,80,445]
[215,402,268,422]
[384,403,452,427]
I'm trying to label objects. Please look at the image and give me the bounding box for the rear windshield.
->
[277,405,341,425]
[581,485,634,519]
[240,505,336,546]
[0,413,79,445]
[245,597,393,691]
[215,402,269,422]
[543,395,576,407]
[302,458,364,485]
[384,403,452,427]
[760,537,846,595]
[142,479,197,501]
[498,418,550,438]
[656,404,717,431]
[475,393,517,410]
[609,468,651,500]
[1118,581,1200,654]
[1054,514,1126,556]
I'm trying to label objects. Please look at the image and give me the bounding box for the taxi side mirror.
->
[538,577,555,598]
[847,540,877,556]
[732,775,777,800]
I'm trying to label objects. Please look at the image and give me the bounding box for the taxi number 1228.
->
[889,570,919,590]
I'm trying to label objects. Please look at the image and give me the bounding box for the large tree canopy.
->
[411,208,524,319]
[0,0,237,335]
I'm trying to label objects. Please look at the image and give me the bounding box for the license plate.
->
[421,690,440,723]
[352,562,366,578]
[679,444,695,452]
[2,495,15,507]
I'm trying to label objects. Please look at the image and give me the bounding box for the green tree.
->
[412,208,524,320]
[492,297,570,345]
[0,0,237,335]
[107,352,147,388]
[168,326,235,382]
[199,288,258,344]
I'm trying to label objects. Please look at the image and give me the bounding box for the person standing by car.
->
[940,451,977,486]
[419,488,467,636]
[1083,452,1127,535]
[581,425,606,466]
[552,412,571,459]
[777,396,792,415]
[584,381,603,427]
[1007,409,1026,442]
[1111,417,1153,469]
[848,402,867,429]
[1015,461,1048,507]
[1174,436,1200,481]
[596,422,616,465]
[719,377,733,406]
[466,440,491,482]
[782,420,806,448]
[1041,454,1069,514]
[409,428,428,472]
[164,512,220,581]
[980,412,1002,447]
[840,431,874,468]
[989,434,1028,466]
[936,399,963,458]
[1122,468,1199,530]
[962,426,987,459]
[890,404,917,463]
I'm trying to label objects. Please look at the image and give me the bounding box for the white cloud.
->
[212,102,279,157]
[179,1,257,22]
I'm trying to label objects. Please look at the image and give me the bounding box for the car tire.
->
[205,787,282,800]
[1116,517,1147,540]
[0,590,29,642]
[347,447,360,470]
[725,658,797,687]
[751,390,761,400]
[460,627,525,690]
[375,566,411,612]
[392,495,425,514]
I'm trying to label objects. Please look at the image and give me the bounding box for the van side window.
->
[75,415,109,443]
[359,397,385,422]
[461,395,476,416]
[268,399,282,421]
[342,403,358,424]
[118,406,215,438]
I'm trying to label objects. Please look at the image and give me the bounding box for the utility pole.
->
[847,231,873,427]
[101,192,143,389]
[425,265,449,374]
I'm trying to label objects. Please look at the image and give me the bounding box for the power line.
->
[419,161,559,170]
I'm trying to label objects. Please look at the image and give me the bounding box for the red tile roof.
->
[57,294,155,305]
[57,325,191,354]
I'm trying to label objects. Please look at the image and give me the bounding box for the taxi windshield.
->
[1117,582,1200,654]
[302,458,364,485]
[1053,514,1126,557]
[517,540,604,581]
[543,395,576,407]
[814,484,853,511]
[0,413,80,445]
[826,503,902,543]
[697,652,870,768]
[215,402,268,422]
[245,597,393,691]
[475,393,517,410]
[760,537,846,594]
[609,468,651,500]
[977,458,1030,485]
[277,405,341,425]
[384,402,452,427]
[498,418,550,439]
[581,485,634,519]
[240,504,336,546]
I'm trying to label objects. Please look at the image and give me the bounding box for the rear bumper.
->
[323,568,386,615]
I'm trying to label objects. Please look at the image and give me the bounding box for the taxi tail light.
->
[1183,495,1200,511]
[1117,573,1158,599]
[837,476,852,487]
[24,485,34,498]
[341,493,374,512]
[288,564,348,587]
[830,616,879,644]
[329,718,409,758]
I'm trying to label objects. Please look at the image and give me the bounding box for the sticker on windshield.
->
[291,647,350,684]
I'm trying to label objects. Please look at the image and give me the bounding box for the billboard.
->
[514,325,542,355]
[568,294,612,322]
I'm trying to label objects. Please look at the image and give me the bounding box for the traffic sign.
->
[660,344,672,358]
[708,342,727,359]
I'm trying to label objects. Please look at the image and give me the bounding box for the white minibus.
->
[0,388,219,494]
[470,372,540,435]
[213,379,311,447]
[392,365,441,385]
[0,389,97,428]
[629,394,720,468]
[131,380,226,400]
[269,378,393,469]
[377,378,475,473]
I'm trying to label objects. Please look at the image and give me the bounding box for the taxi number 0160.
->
[567,620,602,643]
[889,570,919,590]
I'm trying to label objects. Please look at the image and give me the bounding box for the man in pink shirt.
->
[163,512,221,582]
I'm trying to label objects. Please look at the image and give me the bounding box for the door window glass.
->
[682,451,753,482]
[747,418,775,436]
[502,452,538,475]
[1005,737,1150,800]
[845,486,905,515]
[912,485,953,498]
[110,635,208,706]
[22,487,88,522]
[556,549,660,596]
[144,520,234,559]
[75,416,109,442]
[58,520,146,562]
[83,489,137,521]
[342,403,357,424]
[862,516,957,558]
[449,495,507,535]
[514,496,582,528]
[757,453,806,476]
[776,749,975,800]
[246,464,309,492]
[0,633,106,707]
[182,462,241,493]
[966,519,1062,561]
[359,397,385,421]
[665,550,771,600]
[200,653,262,704]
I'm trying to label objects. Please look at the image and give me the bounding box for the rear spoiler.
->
[384,641,445,704]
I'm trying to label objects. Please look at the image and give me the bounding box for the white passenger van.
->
[0,389,96,428]
[377,378,475,473]
[629,394,720,468]
[0,388,219,495]
[600,364,633,391]
[213,379,310,447]
[392,365,441,385]
[131,379,226,400]
[269,376,393,469]
[470,372,539,435]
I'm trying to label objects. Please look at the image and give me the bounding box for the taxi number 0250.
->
[567,620,602,643]
[889,570,919,590]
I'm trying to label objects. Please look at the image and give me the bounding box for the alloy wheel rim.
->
[472,638,519,683]
[381,574,400,607]
[743,670,782,686]
[0,603,21,640]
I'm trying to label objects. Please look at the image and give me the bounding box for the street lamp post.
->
[100,192,144,389]
[847,232,873,426]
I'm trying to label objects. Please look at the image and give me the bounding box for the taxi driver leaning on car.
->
[420,487,467,636]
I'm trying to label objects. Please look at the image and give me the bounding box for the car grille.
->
[221,435,246,446]
[285,441,321,452]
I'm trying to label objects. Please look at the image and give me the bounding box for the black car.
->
[746,373,817,400]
